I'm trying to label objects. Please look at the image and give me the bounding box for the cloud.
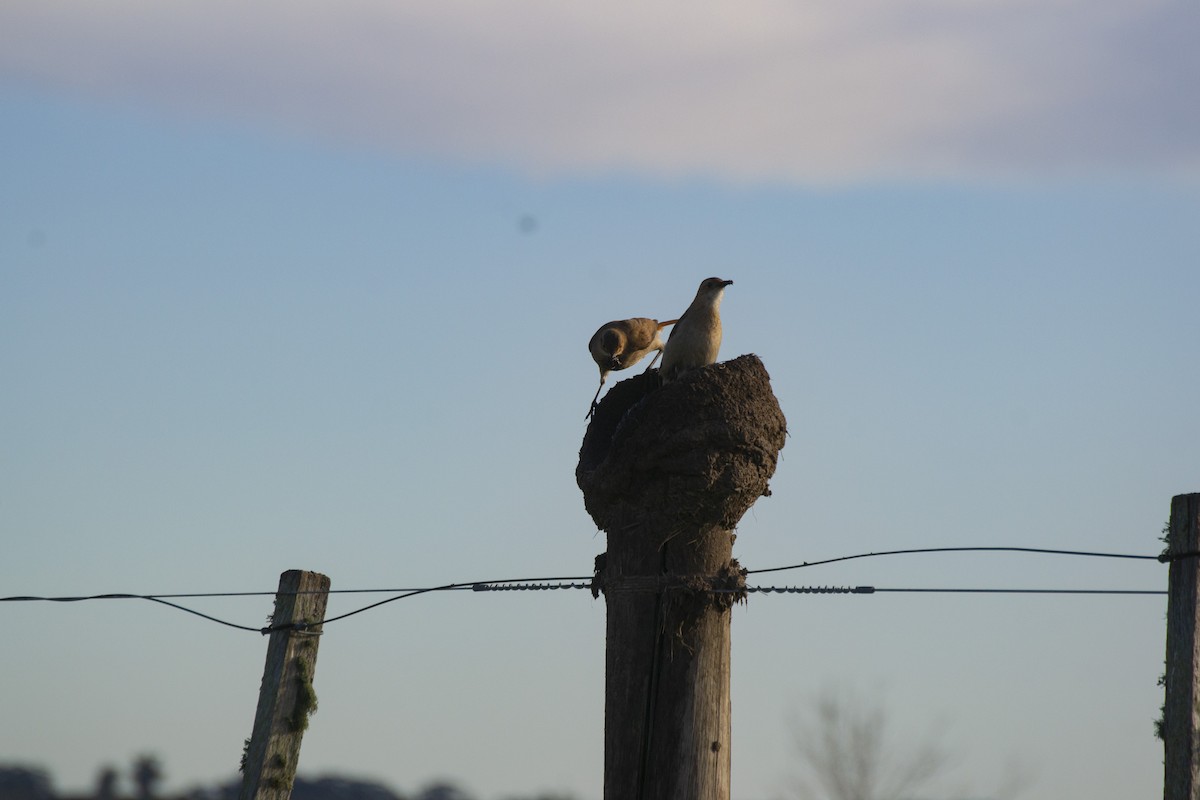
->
[1,0,1196,183]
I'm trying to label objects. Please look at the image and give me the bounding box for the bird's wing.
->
[666,309,690,339]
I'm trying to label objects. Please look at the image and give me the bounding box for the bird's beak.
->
[722,280,733,287]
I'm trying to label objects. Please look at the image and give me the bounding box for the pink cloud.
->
[1,0,1195,182]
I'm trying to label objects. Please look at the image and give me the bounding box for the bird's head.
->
[696,277,733,301]
[600,328,624,357]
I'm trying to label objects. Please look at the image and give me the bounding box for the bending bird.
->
[586,317,677,418]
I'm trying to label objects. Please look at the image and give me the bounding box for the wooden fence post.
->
[240,569,331,800]
[1164,493,1200,800]
[577,356,786,800]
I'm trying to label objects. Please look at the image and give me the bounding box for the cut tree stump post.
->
[240,569,331,800]
[577,355,786,800]
[1164,494,1200,800]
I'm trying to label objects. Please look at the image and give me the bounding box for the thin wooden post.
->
[1164,494,1200,800]
[577,356,786,800]
[240,570,331,800]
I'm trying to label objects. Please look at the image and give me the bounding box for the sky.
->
[1,1,1197,799]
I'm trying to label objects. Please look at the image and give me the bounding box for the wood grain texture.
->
[1165,494,1200,800]
[240,570,331,800]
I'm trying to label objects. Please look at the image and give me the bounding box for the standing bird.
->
[660,277,733,382]
[586,317,678,418]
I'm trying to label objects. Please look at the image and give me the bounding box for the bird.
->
[586,317,678,418]
[659,277,733,382]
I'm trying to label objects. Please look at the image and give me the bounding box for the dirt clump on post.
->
[578,353,786,534]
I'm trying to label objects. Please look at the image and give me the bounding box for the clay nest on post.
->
[576,354,787,534]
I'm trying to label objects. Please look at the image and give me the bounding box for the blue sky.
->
[2,2,1198,799]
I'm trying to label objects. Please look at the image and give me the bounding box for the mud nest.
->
[576,354,787,533]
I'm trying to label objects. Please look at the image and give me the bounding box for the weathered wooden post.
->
[240,569,330,800]
[577,354,786,800]
[1164,493,1200,800]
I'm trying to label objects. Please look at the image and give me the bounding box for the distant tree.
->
[787,689,950,800]
[787,688,1031,800]
[412,783,474,800]
[96,765,119,800]
[292,776,407,800]
[0,765,54,800]
[132,755,163,800]
[196,773,409,800]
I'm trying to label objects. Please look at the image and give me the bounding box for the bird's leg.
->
[585,378,606,419]
[644,349,664,372]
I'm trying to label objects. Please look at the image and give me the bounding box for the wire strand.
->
[0,592,267,632]
[1,545,1168,632]
[735,585,1165,596]
[870,587,1165,595]
[745,546,1161,575]
[307,575,594,630]
[2,576,594,634]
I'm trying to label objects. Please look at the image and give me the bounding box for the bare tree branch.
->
[786,688,1032,800]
